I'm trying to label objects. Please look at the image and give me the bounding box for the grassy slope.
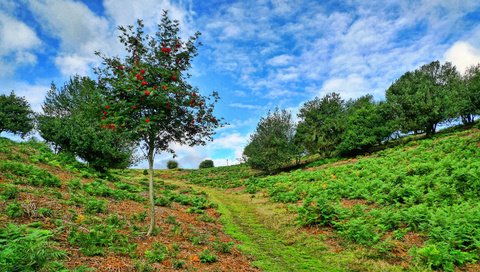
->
[164,178,407,272]
[174,127,480,272]
[0,138,258,271]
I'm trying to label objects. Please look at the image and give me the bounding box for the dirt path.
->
[164,179,368,272]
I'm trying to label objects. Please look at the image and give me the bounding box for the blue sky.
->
[1,0,480,169]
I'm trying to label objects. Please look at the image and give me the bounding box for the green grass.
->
[164,179,405,271]
[176,128,480,271]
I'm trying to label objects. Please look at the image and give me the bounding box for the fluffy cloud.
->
[27,0,114,76]
[0,12,41,76]
[321,74,371,99]
[103,0,194,37]
[444,41,480,74]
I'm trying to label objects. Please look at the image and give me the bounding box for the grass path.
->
[164,179,403,272]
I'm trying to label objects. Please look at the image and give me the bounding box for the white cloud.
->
[27,0,114,76]
[229,103,263,110]
[103,0,195,37]
[0,12,41,76]
[444,41,480,74]
[321,74,371,99]
[267,54,295,66]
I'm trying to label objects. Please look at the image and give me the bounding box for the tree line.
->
[244,60,480,172]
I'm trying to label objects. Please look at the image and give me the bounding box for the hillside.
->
[170,127,480,272]
[0,138,258,271]
[2,127,479,272]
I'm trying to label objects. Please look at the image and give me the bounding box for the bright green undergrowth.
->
[182,129,480,271]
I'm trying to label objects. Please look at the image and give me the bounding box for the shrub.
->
[212,241,234,253]
[199,249,217,263]
[144,242,168,263]
[0,224,66,271]
[199,159,214,169]
[167,160,179,169]
[68,225,136,256]
[85,199,107,214]
[6,201,24,218]
[37,207,53,218]
[0,160,61,187]
[0,184,18,200]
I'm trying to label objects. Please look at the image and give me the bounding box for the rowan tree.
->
[95,13,223,235]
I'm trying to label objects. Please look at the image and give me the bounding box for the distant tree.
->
[0,91,34,138]
[37,76,137,171]
[243,108,301,172]
[167,160,179,169]
[337,95,395,155]
[296,92,345,156]
[199,159,214,169]
[95,14,223,235]
[386,61,457,136]
[448,64,480,125]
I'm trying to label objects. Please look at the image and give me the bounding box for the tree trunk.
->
[146,146,156,236]
[425,123,436,137]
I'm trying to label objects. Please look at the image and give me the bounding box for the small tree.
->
[0,91,34,138]
[199,159,214,169]
[243,108,300,172]
[37,76,137,171]
[167,160,178,169]
[96,13,223,235]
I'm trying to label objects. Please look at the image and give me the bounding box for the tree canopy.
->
[95,12,223,235]
[243,108,301,172]
[37,76,137,172]
[0,91,34,138]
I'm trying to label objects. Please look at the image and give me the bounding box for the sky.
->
[1,0,480,169]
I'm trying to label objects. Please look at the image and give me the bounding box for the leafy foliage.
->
[243,108,301,172]
[167,160,179,169]
[0,224,66,271]
[448,64,480,125]
[386,61,458,136]
[95,12,223,235]
[37,76,137,172]
[0,91,34,138]
[199,159,214,169]
[296,92,345,156]
[337,95,395,155]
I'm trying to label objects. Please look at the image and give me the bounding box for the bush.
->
[199,159,214,169]
[167,160,179,169]
[144,242,169,263]
[68,225,136,256]
[85,199,107,214]
[6,201,24,218]
[0,224,66,271]
[199,249,217,263]
[0,184,19,200]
